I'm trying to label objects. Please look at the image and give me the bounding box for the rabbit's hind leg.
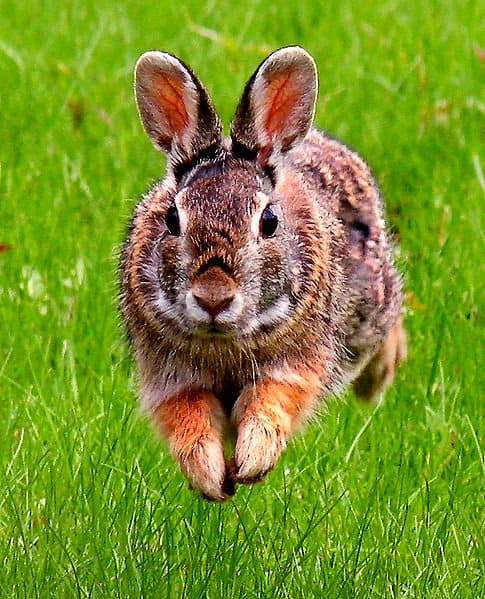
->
[353,316,407,401]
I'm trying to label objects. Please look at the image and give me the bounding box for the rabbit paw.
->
[178,435,233,501]
[233,417,287,483]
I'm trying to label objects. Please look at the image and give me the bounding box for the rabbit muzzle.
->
[185,266,244,335]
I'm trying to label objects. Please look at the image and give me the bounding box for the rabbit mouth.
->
[192,323,238,339]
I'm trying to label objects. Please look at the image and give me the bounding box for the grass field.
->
[1,0,483,597]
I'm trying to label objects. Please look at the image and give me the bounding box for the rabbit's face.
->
[153,159,299,340]
[132,47,319,343]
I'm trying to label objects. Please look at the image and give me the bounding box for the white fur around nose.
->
[185,290,244,326]
[246,294,291,334]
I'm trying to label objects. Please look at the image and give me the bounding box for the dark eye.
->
[165,205,180,236]
[260,205,278,237]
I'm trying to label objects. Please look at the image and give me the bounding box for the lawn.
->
[0,0,483,597]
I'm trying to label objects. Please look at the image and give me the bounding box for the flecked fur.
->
[120,47,406,500]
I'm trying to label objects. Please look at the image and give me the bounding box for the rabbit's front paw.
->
[178,435,232,501]
[233,417,287,483]
[155,390,232,501]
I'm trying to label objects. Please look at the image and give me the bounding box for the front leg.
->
[154,390,232,501]
[231,367,322,483]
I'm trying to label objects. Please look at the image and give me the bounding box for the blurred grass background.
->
[0,0,483,597]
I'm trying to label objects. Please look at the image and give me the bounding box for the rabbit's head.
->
[132,47,328,345]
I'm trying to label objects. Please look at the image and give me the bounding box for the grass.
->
[0,0,483,596]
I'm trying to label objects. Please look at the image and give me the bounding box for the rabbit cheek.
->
[158,239,183,305]
[246,244,290,331]
[258,248,286,310]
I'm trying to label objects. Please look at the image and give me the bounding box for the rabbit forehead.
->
[176,167,265,216]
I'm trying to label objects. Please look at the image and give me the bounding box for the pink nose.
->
[191,267,236,318]
[193,292,234,317]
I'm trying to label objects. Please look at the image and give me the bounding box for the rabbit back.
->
[286,129,403,378]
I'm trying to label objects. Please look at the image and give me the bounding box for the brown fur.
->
[121,47,406,500]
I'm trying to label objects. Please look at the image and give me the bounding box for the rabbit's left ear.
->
[230,46,317,165]
[135,51,222,167]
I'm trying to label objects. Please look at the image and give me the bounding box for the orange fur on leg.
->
[154,390,232,500]
[232,367,322,483]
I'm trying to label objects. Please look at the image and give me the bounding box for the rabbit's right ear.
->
[230,47,317,166]
[135,51,222,166]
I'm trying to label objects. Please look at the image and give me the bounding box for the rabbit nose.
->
[194,292,234,317]
[191,267,236,317]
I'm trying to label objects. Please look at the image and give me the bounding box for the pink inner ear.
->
[149,71,190,136]
[263,68,302,137]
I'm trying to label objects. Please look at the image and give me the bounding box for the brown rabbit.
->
[120,47,406,501]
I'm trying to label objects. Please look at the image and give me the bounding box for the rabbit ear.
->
[230,46,318,165]
[135,51,222,166]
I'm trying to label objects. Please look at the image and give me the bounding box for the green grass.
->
[1,0,483,597]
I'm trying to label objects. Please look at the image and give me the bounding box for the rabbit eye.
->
[260,205,278,237]
[165,205,180,236]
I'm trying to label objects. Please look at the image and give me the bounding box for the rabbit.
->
[120,46,407,501]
